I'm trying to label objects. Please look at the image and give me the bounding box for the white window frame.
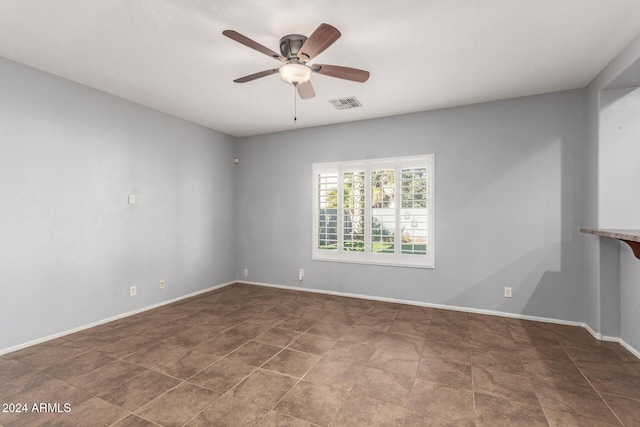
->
[312,154,434,268]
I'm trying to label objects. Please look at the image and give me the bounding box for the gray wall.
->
[586,33,640,352]
[236,90,587,322]
[6,32,640,353]
[583,85,601,334]
[0,57,236,351]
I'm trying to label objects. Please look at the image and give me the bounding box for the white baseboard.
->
[239,280,585,328]
[584,323,603,340]
[6,279,639,362]
[240,280,640,359]
[616,338,640,360]
[0,280,235,355]
[581,322,640,359]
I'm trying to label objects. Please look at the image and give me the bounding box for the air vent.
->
[329,96,362,110]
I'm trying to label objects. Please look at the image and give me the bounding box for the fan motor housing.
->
[279,34,307,60]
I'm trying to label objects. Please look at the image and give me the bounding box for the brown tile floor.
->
[2,283,640,426]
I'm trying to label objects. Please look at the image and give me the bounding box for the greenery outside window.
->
[312,155,434,268]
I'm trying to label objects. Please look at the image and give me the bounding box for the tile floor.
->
[2,283,640,426]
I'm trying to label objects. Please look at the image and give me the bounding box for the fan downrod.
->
[279,34,308,60]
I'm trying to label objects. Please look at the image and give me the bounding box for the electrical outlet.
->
[130,286,137,297]
[504,287,512,298]
[298,269,304,281]
[243,268,248,279]
[159,280,165,289]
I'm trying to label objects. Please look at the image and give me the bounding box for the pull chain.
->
[293,85,297,124]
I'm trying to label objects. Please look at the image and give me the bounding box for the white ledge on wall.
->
[581,228,640,259]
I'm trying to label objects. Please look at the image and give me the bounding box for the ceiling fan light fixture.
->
[224,24,369,100]
[279,63,312,86]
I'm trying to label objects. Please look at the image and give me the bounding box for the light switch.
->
[128,194,136,205]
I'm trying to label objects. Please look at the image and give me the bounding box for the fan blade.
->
[313,64,370,82]
[233,69,279,83]
[223,30,285,62]
[297,81,315,99]
[298,23,341,61]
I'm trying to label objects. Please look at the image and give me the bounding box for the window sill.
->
[312,255,434,269]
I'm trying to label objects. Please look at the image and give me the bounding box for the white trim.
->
[584,323,603,340]
[587,327,640,360]
[616,337,640,360]
[239,280,584,327]
[5,278,639,362]
[0,280,235,355]
[239,279,640,360]
[312,155,435,269]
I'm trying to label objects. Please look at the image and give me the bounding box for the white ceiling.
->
[1,1,640,137]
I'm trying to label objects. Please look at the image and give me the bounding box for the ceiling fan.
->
[223,23,370,100]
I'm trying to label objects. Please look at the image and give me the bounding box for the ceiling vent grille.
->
[329,96,362,110]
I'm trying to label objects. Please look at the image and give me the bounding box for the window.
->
[312,155,434,268]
